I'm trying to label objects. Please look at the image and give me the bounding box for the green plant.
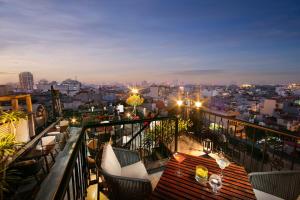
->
[144,118,193,146]
[0,133,16,159]
[0,132,18,200]
[0,110,27,136]
[0,110,26,200]
[126,94,144,115]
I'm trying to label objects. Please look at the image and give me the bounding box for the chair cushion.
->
[101,144,121,176]
[253,189,284,200]
[148,171,163,191]
[121,161,149,180]
[36,136,56,150]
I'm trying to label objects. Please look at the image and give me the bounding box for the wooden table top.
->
[151,153,256,200]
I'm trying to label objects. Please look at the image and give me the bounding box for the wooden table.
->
[151,153,256,200]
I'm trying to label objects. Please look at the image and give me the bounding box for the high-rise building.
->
[19,72,34,91]
[0,85,10,96]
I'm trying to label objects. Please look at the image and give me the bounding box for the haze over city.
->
[0,0,300,84]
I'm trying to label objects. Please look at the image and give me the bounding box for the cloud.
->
[169,69,226,76]
[0,72,15,74]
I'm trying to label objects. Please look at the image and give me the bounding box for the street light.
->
[195,101,202,109]
[131,88,139,94]
[176,100,183,107]
[71,117,77,123]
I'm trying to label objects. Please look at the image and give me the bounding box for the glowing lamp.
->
[203,138,213,154]
[131,88,139,94]
[195,101,202,108]
[176,100,183,106]
[71,118,77,123]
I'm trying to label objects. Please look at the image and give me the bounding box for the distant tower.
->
[19,72,34,91]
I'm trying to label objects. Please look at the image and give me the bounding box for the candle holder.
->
[203,139,213,154]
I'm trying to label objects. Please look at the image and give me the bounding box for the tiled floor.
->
[177,135,204,156]
[86,175,109,200]
[86,184,109,200]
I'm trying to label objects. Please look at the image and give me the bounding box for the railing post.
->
[175,117,179,152]
[291,138,297,170]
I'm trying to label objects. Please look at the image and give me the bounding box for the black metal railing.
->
[32,116,178,200]
[191,109,300,172]
[83,116,178,164]
[35,127,88,200]
[31,110,300,200]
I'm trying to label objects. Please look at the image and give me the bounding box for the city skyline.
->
[1,0,300,84]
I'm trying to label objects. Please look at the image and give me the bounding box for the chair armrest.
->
[249,171,300,200]
[108,174,152,199]
[113,147,141,167]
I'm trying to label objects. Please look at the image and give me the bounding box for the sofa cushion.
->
[36,136,56,150]
[253,189,284,200]
[101,144,121,176]
[121,161,149,180]
[148,171,163,191]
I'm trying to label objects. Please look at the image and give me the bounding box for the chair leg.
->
[97,170,100,200]
[41,164,46,174]
[44,156,50,173]
[34,175,40,183]
[50,152,55,162]
[55,148,59,154]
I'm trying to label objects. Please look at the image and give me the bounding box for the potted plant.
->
[126,94,144,116]
[0,110,29,143]
[0,132,18,200]
[144,118,193,159]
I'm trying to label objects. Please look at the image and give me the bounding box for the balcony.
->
[2,109,300,200]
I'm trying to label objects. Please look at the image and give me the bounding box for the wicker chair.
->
[249,171,300,200]
[96,147,161,200]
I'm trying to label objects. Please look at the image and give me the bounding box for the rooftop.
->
[1,97,299,199]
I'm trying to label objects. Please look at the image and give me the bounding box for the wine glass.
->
[208,174,222,194]
[216,153,230,178]
[173,152,186,177]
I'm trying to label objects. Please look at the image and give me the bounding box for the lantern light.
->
[131,88,139,94]
[203,138,213,154]
[195,101,202,108]
[176,100,183,106]
[71,118,77,123]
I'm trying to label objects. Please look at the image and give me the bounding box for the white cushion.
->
[42,136,56,145]
[148,171,163,191]
[59,120,69,126]
[36,136,56,150]
[253,189,284,200]
[47,131,61,136]
[101,144,121,176]
[121,161,149,180]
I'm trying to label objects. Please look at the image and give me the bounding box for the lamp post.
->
[126,87,144,116]
[194,101,202,134]
[131,88,139,94]
[195,101,202,109]
[176,100,183,118]
[131,88,138,114]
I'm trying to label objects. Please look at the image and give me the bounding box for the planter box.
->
[0,119,30,143]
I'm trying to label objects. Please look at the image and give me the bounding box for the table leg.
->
[44,156,50,173]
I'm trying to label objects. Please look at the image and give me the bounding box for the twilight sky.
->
[0,0,300,85]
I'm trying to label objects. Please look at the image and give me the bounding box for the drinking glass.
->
[216,153,230,178]
[208,174,222,194]
[173,152,186,177]
[195,165,208,185]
